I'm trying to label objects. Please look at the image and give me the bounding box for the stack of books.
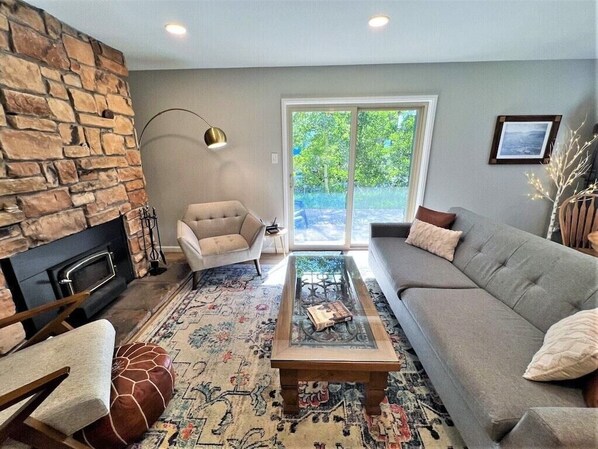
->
[306,301,353,331]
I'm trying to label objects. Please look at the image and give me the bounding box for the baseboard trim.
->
[163,246,281,254]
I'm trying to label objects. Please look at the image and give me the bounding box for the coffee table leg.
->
[279,369,299,414]
[365,372,388,415]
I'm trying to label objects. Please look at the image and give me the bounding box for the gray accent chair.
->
[177,200,266,289]
[369,208,598,449]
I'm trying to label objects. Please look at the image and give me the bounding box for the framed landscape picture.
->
[488,115,561,164]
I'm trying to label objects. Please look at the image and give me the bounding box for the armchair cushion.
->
[199,234,249,256]
[183,200,248,240]
[0,319,115,436]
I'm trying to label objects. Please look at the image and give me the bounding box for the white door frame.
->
[281,95,438,251]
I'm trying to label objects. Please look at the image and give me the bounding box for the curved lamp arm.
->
[138,107,227,149]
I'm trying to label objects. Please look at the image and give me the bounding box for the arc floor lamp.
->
[137,107,227,148]
[136,108,227,275]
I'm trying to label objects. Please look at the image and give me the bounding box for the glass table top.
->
[288,255,376,349]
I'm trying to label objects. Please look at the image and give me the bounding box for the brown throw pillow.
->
[583,370,598,407]
[415,206,456,229]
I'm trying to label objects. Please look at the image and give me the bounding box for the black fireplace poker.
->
[140,206,167,276]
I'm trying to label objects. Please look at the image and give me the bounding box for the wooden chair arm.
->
[0,292,89,330]
[0,292,90,354]
[0,367,70,443]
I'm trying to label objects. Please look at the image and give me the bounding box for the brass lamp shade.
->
[138,108,228,150]
[204,127,227,149]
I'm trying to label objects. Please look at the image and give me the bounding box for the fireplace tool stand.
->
[140,206,167,276]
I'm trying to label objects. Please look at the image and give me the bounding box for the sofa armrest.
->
[177,220,204,271]
[501,407,598,448]
[370,222,411,239]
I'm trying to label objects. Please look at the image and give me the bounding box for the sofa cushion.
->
[524,308,598,381]
[401,288,585,442]
[369,236,477,295]
[405,219,462,261]
[0,319,115,436]
[415,205,456,228]
[199,234,249,256]
[449,207,598,332]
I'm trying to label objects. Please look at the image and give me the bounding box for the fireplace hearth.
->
[1,217,134,336]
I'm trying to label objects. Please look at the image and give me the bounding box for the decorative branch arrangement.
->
[526,121,598,239]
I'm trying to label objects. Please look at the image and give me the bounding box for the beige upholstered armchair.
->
[177,200,266,289]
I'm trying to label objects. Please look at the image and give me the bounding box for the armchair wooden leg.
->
[254,259,262,277]
[17,418,90,449]
[192,271,201,290]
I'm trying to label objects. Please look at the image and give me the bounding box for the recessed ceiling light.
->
[368,15,390,28]
[165,23,187,35]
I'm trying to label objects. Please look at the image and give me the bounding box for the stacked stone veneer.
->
[0,0,149,352]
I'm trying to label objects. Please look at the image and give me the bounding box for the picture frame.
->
[488,115,561,164]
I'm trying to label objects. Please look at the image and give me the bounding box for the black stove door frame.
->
[0,216,134,336]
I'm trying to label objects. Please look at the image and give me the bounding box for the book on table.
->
[306,300,353,331]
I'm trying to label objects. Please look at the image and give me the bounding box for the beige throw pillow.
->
[405,218,462,261]
[523,308,598,381]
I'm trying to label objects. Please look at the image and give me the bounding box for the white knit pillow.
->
[405,218,462,261]
[524,308,598,381]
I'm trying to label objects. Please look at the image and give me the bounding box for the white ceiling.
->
[30,1,597,71]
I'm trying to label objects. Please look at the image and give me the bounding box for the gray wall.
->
[129,60,596,247]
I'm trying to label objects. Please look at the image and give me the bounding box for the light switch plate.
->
[271,153,279,164]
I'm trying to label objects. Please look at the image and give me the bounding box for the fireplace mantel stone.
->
[0,0,149,352]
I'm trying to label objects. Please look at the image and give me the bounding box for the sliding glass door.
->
[283,97,436,250]
[351,109,418,244]
[291,110,351,245]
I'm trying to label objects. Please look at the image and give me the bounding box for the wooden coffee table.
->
[271,255,400,415]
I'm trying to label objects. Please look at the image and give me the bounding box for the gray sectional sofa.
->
[368,207,598,449]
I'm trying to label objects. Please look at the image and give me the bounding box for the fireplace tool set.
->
[140,206,167,275]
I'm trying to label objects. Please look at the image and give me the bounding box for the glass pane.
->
[292,110,351,245]
[351,109,418,244]
[289,255,376,348]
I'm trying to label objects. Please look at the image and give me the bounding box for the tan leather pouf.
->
[77,342,175,449]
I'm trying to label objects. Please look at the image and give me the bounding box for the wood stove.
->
[56,249,117,297]
[1,216,134,336]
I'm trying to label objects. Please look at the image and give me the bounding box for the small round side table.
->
[265,227,288,255]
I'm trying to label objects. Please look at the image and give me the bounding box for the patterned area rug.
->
[133,259,465,449]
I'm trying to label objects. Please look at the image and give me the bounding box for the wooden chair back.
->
[559,193,598,249]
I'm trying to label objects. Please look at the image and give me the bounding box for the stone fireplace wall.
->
[0,0,148,352]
